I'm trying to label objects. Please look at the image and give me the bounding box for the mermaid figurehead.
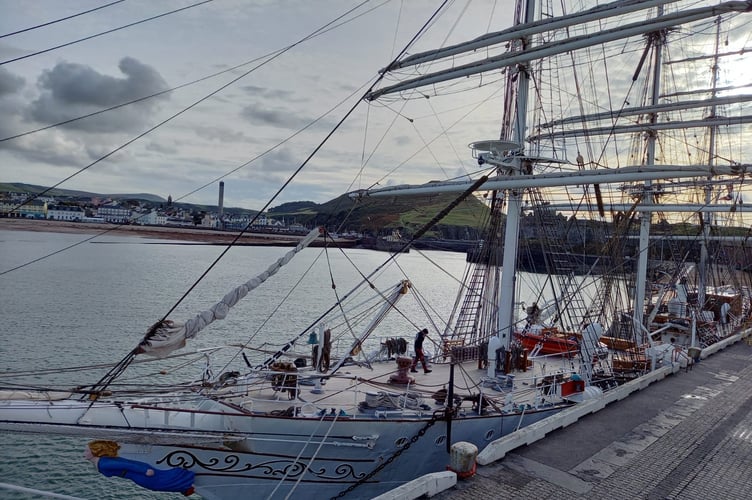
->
[84,440,195,496]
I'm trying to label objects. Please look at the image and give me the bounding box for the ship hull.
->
[0,395,568,499]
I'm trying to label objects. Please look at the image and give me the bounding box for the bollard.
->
[448,441,478,479]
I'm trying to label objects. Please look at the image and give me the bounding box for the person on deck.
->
[410,328,432,373]
[84,440,195,496]
[526,302,541,325]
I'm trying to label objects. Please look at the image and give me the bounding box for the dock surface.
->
[436,340,752,499]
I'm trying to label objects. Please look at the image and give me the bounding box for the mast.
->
[366,2,750,101]
[387,0,676,71]
[698,16,723,315]
[634,7,665,337]
[496,0,535,349]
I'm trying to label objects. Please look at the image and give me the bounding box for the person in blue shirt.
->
[84,440,195,496]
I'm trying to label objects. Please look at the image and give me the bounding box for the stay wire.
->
[84,0,380,394]
[257,177,487,374]
[2,4,398,252]
[0,0,393,144]
[0,0,124,39]
[0,49,281,144]
[364,84,504,191]
[283,412,340,500]
[0,7,376,276]
[0,0,215,66]
[260,6,462,371]
[266,411,331,499]
[325,74,498,244]
[158,0,453,323]
[0,87,373,278]
[74,0,456,396]
[213,250,329,377]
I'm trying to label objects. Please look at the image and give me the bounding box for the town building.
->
[96,205,132,223]
[47,205,85,221]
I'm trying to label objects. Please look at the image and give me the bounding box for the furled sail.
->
[136,227,322,357]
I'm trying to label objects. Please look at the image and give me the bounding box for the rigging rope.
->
[283,412,341,500]
[86,0,457,397]
[258,175,489,372]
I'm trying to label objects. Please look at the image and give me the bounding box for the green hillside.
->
[2,182,491,238]
[271,192,491,238]
[0,182,166,202]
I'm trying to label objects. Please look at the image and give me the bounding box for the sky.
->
[0,0,517,210]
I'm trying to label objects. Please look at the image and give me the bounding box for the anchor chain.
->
[331,409,449,499]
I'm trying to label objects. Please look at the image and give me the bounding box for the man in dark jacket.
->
[410,328,431,373]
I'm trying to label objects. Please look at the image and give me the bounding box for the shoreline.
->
[0,218,352,247]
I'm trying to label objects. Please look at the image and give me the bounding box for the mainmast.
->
[359,0,752,354]
[698,16,724,313]
[634,7,666,337]
[495,0,536,349]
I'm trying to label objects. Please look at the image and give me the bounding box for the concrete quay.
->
[435,339,752,500]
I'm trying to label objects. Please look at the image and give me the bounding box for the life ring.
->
[299,402,317,418]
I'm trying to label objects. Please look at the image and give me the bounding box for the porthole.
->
[395,437,409,447]
[435,435,446,446]
[485,429,495,441]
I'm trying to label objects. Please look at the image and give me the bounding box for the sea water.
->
[0,229,472,499]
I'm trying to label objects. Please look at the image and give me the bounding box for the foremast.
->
[633,6,666,341]
[496,0,536,350]
[697,16,724,316]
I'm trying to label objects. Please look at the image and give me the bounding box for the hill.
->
[0,182,166,203]
[270,192,491,239]
[2,182,491,239]
[1,182,258,217]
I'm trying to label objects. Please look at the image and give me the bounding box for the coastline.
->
[0,218,348,247]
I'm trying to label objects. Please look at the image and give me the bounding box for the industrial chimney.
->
[218,181,225,229]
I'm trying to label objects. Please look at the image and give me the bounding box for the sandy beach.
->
[0,218,332,246]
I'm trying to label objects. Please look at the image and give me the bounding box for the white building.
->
[96,205,131,223]
[47,205,85,221]
[136,210,167,226]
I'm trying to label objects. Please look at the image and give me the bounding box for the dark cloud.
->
[240,102,337,131]
[145,141,178,155]
[194,125,248,143]
[0,132,86,167]
[250,148,302,177]
[235,148,296,183]
[241,104,308,129]
[394,135,411,146]
[0,68,26,139]
[0,67,25,97]
[28,57,169,133]
[241,85,296,100]
[40,57,166,105]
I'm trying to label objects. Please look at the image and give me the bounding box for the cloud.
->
[28,57,169,133]
[238,147,297,182]
[0,0,525,208]
[393,135,411,146]
[0,67,27,139]
[194,125,248,143]
[0,129,90,167]
[240,100,338,133]
[0,67,25,97]
[241,103,309,129]
[241,85,297,101]
[145,141,178,155]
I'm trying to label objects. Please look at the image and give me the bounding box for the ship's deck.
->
[216,350,586,418]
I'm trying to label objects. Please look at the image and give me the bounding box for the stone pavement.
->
[435,340,752,500]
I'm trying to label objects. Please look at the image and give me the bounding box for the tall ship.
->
[2,1,752,498]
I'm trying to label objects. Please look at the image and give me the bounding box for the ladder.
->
[452,263,487,341]
[529,187,591,331]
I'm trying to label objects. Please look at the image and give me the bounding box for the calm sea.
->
[0,229,473,499]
